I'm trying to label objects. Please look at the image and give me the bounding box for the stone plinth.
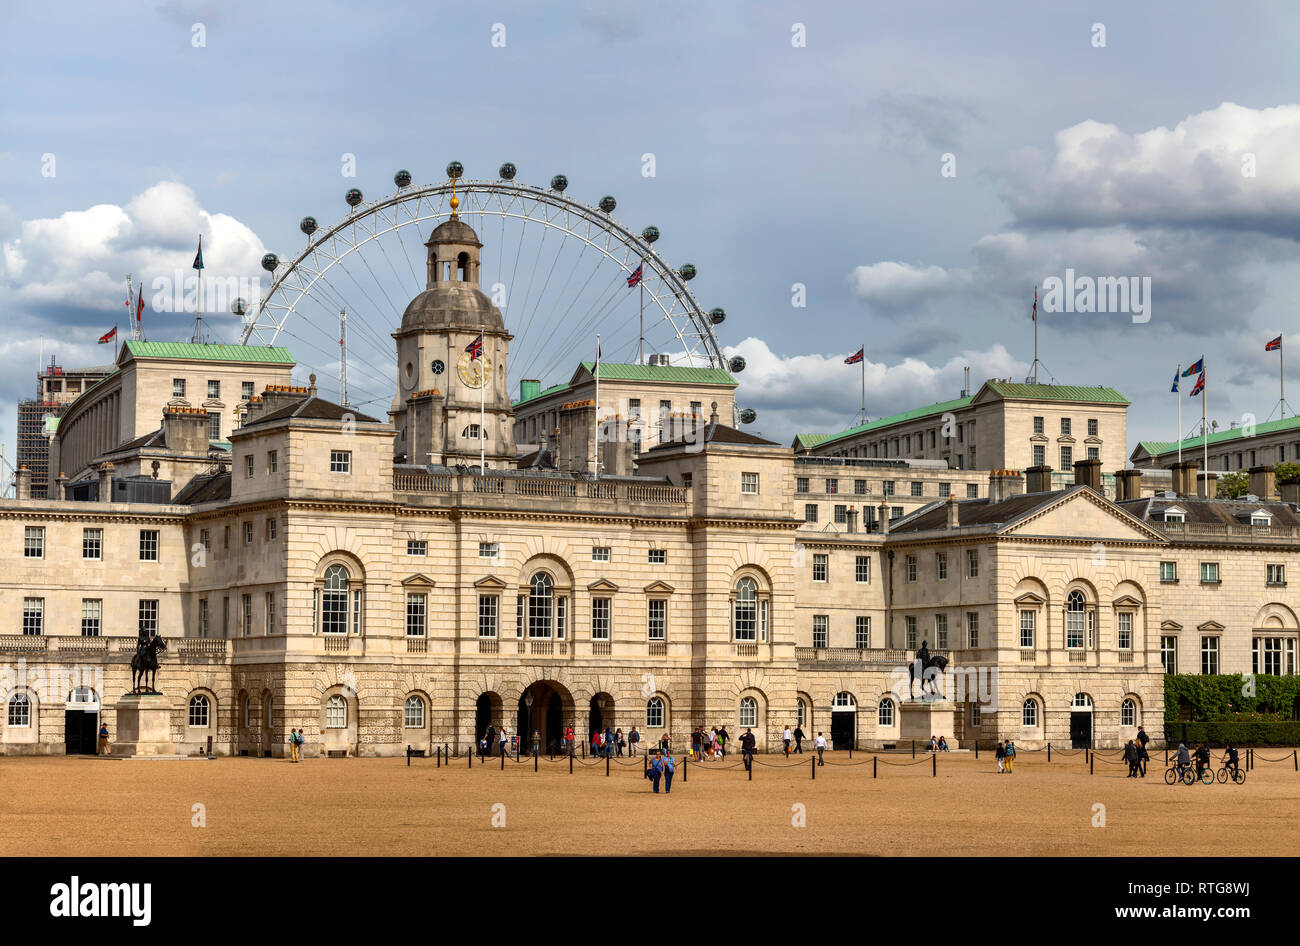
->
[112,693,178,757]
[899,699,956,745]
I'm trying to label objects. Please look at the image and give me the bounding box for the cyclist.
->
[1193,743,1211,781]
[1221,742,1240,781]
[1175,741,1191,780]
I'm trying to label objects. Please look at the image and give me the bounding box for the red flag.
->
[1031,286,1037,322]
[626,264,642,288]
[98,326,117,344]
[1266,334,1282,351]
[844,347,864,365]
[135,285,144,325]
[1190,371,1205,396]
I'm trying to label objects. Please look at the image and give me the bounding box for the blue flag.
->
[192,235,204,271]
[1170,370,1179,393]
[1182,357,1203,377]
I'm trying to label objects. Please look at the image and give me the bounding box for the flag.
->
[1266,334,1282,351]
[594,341,601,370]
[1170,370,1179,393]
[1031,286,1037,322]
[98,326,117,344]
[626,264,642,288]
[844,347,864,365]
[1190,372,1205,397]
[465,333,483,360]
[135,285,144,325]
[1182,358,1203,377]
[192,235,204,271]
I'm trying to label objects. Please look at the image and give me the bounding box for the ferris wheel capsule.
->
[446,161,464,180]
[231,298,248,317]
[261,253,279,272]
[394,169,412,188]
[709,307,726,325]
[642,225,660,244]
[300,216,318,236]
[729,355,746,373]
[739,408,757,425]
[598,195,617,213]
[550,174,568,192]
[499,162,517,180]
[679,263,697,281]
[345,188,363,207]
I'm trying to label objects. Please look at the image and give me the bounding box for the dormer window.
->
[1162,505,1186,524]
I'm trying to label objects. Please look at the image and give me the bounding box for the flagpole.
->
[860,344,866,426]
[594,334,600,480]
[1032,285,1038,384]
[1202,359,1208,494]
[638,259,645,366]
[480,320,486,473]
[195,235,203,344]
[1281,336,1286,420]
[1177,365,1182,465]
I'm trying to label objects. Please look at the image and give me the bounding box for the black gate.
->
[64,711,98,755]
[830,711,855,750]
[1070,712,1092,749]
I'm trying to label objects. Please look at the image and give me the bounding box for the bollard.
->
[606,754,610,777]
[911,739,915,758]
[748,755,753,781]
[644,754,648,776]
[1294,749,1297,772]
[811,757,815,780]
[1090,753,1094,776]
[976,741,979,760]
[570,749,573,774]
[407,745,411,767]
[436,746,441,768]
[932,753,936,778]
[849,746,852,759]
[468,747,472,770]
[683,757,687,782]
[1164,747,1168,766]
[873,755,877,779]
[444,743,449,762]
[582,742,586,759]
[1045,743,1049,763]
[534,751,538,773]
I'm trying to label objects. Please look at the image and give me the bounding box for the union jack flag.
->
[626,264,642,288]
[844,347,864,365]
[1189,371,1205,397]
[465,333,483,360]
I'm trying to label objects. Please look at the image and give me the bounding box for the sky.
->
[3,0,1300,472]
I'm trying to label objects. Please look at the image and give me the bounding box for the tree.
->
[1216,470,1249,498]
[1275,461,1300,486]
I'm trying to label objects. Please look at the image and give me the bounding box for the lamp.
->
[595,694,606,711]
[524,691,534,710]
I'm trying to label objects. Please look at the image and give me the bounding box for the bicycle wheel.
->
[1182,769,1197,785]
[1199,769,1215,785]
[1233,769,1246,785]
[1216,767,1229,784]
[1165,768,1178,785]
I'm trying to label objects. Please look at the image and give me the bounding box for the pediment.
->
[473,575,508,589]
[1160,620,1183,632]
[1111,595,1143,609]
[1014,591,1046,606]
[1197,620,1226,633]
[643,580,676,595]
[587,578,620,593]
[1029,433,1048,442]
[999,487,1167,543]
[401,573,437,588]
[1056,434,1076,443]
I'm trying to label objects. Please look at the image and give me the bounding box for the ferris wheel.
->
[236,162,752,421]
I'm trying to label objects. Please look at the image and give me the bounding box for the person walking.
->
[288,727,298,762]
[814,731,827,766]
[740,727,756,772]
[564,725,574,755]
[604,726,614,759]
[718,725,729,758]
[1124,739,1138,778]
[615,727,625,757]
[591,729,600,757]
[499,727,509,758]
[629,726,640,757]
[647,752,664,793]
[532,730,541,756]
[793,724,805,754]
[663,750,676,793]
[1005,739,1016,773]
[97,721,110,756]
[485,724,496,757]
[783,725,793,756]
[995,739,1006,773]
[690,727,701,761]
[1137,738,1149,778]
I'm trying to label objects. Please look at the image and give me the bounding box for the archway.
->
[516,682,571,755]
[1070,693,1093,749]
[589,693,615,741]
[831,691,857,750]
[476,692,503,754]
[64,687,100,755]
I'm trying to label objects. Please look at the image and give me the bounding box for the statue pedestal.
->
[112,693,178,758]
[899,700,956,745]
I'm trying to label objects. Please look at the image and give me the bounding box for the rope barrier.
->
[1251,751,1294,763]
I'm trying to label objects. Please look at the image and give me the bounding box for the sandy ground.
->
[2,748,1297,857]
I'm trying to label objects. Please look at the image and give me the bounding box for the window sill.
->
[1200,580,1222,586]
[1160,578,1179,584]
[1266,581,1287,587]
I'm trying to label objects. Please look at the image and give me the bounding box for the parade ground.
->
[2,749,1297,857]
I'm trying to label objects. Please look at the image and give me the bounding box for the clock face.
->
[457,351,491,388]
[431,359,445,375]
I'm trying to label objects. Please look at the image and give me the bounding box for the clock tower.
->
[390,212,516,467]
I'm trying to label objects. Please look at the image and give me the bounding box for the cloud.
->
[873,93,982,154]
[848,261,972,310]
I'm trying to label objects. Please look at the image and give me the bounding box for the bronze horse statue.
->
[908,640,949,700]
[130,635,168,694]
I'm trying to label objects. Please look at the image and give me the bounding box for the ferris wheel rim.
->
[239,179,726,371]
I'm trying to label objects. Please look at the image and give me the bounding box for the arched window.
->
[405,695,425,729]
[188,695,210,727]
[833,691,856,709]
[1072,692,1093,709]
[241,694,250,729]
[739,696,757,728]
[645,696,665,729]
[322,564,349,635]
[8,694,31,727]
[326,695,347,729]
[796,698,807,728]
[1066,590,1086,649]
[734,578,757,642]
[264,695,274,730]
[528,572,553,638]
[878,698,894,727]
[1121,698,1137,727]
[1022,698,1039,727]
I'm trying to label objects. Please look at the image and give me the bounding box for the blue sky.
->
[4,0,1300,468]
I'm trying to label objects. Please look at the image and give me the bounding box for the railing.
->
[323,635,351,652]
[0,635,48,652]
[734,643,759,657]
[1117,652,1135,663]
[1069,651,1087,662]
[393,470,453,493]
[795,647,910,665]
[176,638,227,658]
[472,477,507,494]
[648,641,668,657]
[514,479,578,498]
[592,640,611,656]
[1156,521,1300,541]
[53,636,108,654]
[478,638,499,654]
[406,637,427,653]
[1019,649,1036,662]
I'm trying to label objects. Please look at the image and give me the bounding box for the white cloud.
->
[848,261,971,310]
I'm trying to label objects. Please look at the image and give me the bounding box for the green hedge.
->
[1164,674,1300,723]
[1163,722,1300,747]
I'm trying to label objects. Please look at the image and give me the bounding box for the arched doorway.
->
[1070,693,1093,748]
[517,682,570,754]
[476,692,503,754]
[589,693,615,742]
[831,691,856,750]
[64,687,100,755]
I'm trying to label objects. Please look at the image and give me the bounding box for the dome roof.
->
[425,217,482,247]
[400,284,505,333]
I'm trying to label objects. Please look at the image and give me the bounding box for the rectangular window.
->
[406,593,427,637]
[936,552,948,580]
[139,529,159,561]
[1060,417,1071,436]
[592,598,611,640]
[23,597,44,635]
[905,555,917,582]
[910,481,923,497]
[1031,445,1045,468]
[245,455,255,478]
[833,504,847,524]
[882,481,895,496]
[407,540,427,556]
[266,518,277,540]
[967,549,979,578]
[222,596,229,637]
[1033,416,1044,435]
[1117,612,1133,651]
[330,450,352,474]
[1019,610,1036,648]
[855,616,870,649]
[591,546,611,562]
[648,548,666,564]
[855,555,871,583]
[197,598,209,638]
[825,478,838,494]
[647,599,667,640]
[967,612,979,648]
[265,592,276,635]
[241,595,252,637]
[939,482,951,498]
[892,505,904,520]
[139,599,159,638]
[243,522,253,545]
[854,479,868,495]
[242,380,255,400]
[223,525,230,549]
[1251,637,1294,676]
[80,599,102,637]
[796,477,810,494]
[352,588,363,635]
[1059,446,1073,470]
[516,595,524,638]
[813,615,828,649]
[681,472,692,490]
[966,484,978,498]
[479,542,499,559]
[82,528,102,560]
[207,379,221,399]
[905,615,917,649]
[207,412,221,440]
[741,472,759,494]
[173,378,186,398]
[268,450,278,474]
[478,595,499,638]
[24,526,44,558]
[556,596,567,639]
[628,398,641,419]
[935,613,948,648]
[1267,563,1285,585]
[812,553,828,582]
[804,503,818,523]
[1200,562,1219,584]
[1201,636,1219,675]
[1160,561,1177,582]
[1160,636,1178,674]
[1087,418,1098,437]
[1087,447,1100,460]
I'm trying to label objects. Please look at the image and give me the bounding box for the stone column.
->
[14,464,30,500]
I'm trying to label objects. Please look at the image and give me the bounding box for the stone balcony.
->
[0,635,228,662]
[393,469,690,516]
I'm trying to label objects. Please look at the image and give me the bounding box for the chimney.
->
[988,469,1024,503]
[878,500,890,535]
[1073,457,1102,491]
[1025,465,1054,494]
[1171,460,1198,497]
[1249,465,1277,501]
[308,373,318,398]
[163,406,211,456]
[1114,468,1142,502]
[1280,480,1300,505]
[1198,471,1218,499]
[709,401,719,425]
[845,506,859,533]
[97,462,115,503]
[946,495,959,529]
[14,464,31,501]
[56,472,69,500]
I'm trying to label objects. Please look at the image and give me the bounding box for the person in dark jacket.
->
[647,752,664,792]
[739,727,756,771]
[793,725,806,754]
[1124,739,1139,777]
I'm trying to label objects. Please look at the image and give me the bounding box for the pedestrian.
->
[995,739,1006,773]
[783,724,793,756]
[629,726,640,757]
[718,725,729,757]
[1138,740,1149,778]
[691,727,701,761]
[710,728,720,760]
[1124,739,1138,777]
[814,731,827,765]
[564,725,574,755]
[659,733,671,755]
[793,724,805,754]
[663,750,676,793]
[1005,739,1016,773]
[604,725,615,759]
[740,727,756,771]
[532,730,540,756]
[97,721,110,756]
[647,751,664,793]
[591,730,600,757]
[615,727,625,757]
[479,733,488,757]
[485,723,496,756]
[499,727,509,757]
[288,727,298,762]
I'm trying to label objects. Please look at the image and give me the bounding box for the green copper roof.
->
[793,433,834,450]
[579,362,736,385]
[983,381,1129,404]
[123,341,295,364]
[804,396,975,449]
[1140,414,1300,460]
[512,382,570,407]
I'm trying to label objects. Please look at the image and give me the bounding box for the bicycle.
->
[1216,764,1246,785]
[1192,763,1215,785]
[1164,763,1196,785]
